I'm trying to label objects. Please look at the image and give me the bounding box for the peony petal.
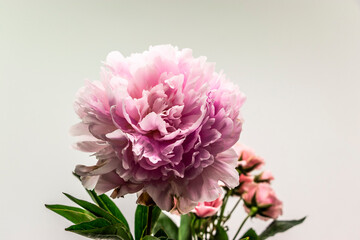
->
[146,183,174,211]
[138,112,168,135]
[73,141,107,153]
[72,45,246,213]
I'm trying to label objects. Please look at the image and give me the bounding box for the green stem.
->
[232,215,249,240]
[217,190,231,227]
[232,207,257,240]
[146,205,153,236]
[224,198,242,224]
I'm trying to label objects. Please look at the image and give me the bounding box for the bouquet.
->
[46,45,305,240]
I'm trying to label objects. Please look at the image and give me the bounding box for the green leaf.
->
[190,217,201,235]
[99,194,130,229]
[142,236,160,240]
[66,218,132,240]
[45,204,96,224]
[214,225,228,240]
[258,217,306,240]
[153,212,178,240]
[178,214,192,240]
[154,229,168,238]
[241,228,258,240]
[135,205,148,240]
[87,189,130,230]
[66,218,110,230]
[240,238,249,240]
[63,192,121,225]
[151,206,161,228]
[134,205,161,240]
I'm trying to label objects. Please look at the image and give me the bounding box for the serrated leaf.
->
[241,228,258,240]
[87,189,130,230]
[63,192,120,225]
[66,218,132,240]
[214,225,228,240]
[258,217,306,240]
[45,204,96,224]
[178,214,192,240]
[153,212,178,240]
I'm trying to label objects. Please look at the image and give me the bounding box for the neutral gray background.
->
[1,0,360,239]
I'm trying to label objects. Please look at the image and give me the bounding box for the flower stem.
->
[146,205,153,236]
[224,197,242,224]
[232,207,257,240]
[232,215,249,240]
[217,190,231,228]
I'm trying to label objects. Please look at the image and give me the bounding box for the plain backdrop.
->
[1,0,360,239]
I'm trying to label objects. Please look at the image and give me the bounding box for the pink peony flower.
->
[193,195,223,218]
[233,142,264,172]
[242,183,283,220]
[72,45,246,213]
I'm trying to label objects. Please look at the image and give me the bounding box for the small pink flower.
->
[255,170,274,183]
[238,174,253,195]
[233,143,264,172]
[242,183,283,220]
[193,195,223,218]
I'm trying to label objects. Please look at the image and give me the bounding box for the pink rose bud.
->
[242,183,283,220]
[254,170,274,183]
[233,142,264,172]
[193,195,223,218]
[238,174,254,195]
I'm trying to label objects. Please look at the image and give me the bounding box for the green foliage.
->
[142,236,161,240]
[154,229,168,238]
[46,191,133,240]
[46,174,306,240]
[135,205,148,240]
[151,206,162,230]
[241,228,259,240]
[135,205,162,240]
[45,204,96,224]
[141,229,169,240]
[63,193,121,225]
[65,218,132,240]
[258,217,306,240]
[87,189,129,230]
[239,217,306,240]
[153,212,178,239]
[214,225,228,240]
[179,214,192,240]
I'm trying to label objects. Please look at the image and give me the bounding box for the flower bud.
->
[237,174,253,195]
[193,195,223,218]
[254,170,274,183]
[242,183,283,220]
[233,143,264,173]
